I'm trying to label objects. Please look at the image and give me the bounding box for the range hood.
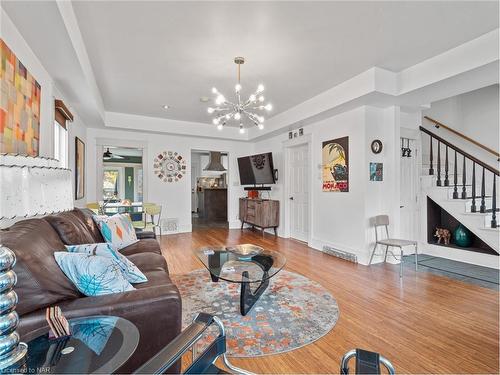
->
[203,152,226,171]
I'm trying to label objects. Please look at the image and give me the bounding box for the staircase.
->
[419,118,499,264]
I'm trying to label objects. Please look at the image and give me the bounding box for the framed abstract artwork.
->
[322,136,349,192]
[0,39,41,156]
[75,137,85,199]
[369,162,383,181]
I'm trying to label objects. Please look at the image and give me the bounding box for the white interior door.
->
[400,139,419,241]
[288,143,309,242]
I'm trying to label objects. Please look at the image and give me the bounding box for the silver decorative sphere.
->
[0,245,27,370]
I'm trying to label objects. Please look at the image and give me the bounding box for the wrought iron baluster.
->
[471,162,477,212]
[429,136,434,175]
[492,175,497,228]
[444,146,449,186]
[453,151,458,199]
[480,167,486,213]
[436,141,441,186]
[461,155,467,199]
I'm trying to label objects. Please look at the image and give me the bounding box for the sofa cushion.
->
[66,243,148,284]
[120,238,162,256]
[126,252,169,273]
[45,211,95,245]
[0,219,81,315]
[54,252,135,296]
[93,214,138,250]
[75,208,105,243]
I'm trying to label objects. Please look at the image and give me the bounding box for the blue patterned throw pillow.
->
[92,214,138,250]
[54,252,135,296]
[65,243,147,284]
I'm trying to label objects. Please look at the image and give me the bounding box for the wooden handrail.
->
[424,116,499,159]
[420,126,499,176]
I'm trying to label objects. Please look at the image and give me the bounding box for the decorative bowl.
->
[227,244,263,257]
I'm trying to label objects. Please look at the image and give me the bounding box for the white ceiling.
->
[71,1,499,125]
[2,1,498,131]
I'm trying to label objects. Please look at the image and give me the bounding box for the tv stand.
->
[244,185,271,191]
[239,198,279,236]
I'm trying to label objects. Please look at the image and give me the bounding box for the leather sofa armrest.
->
[135,230,156,240]
[20,283,181,337]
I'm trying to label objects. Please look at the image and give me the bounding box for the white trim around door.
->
[283,134,313,244]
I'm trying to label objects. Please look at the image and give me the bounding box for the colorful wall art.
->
[322,136,349,192]
[0,39,41,156]
[369,162,383,181]
[153,151,186,182]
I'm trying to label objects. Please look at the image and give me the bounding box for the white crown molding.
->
[87,28,498,143]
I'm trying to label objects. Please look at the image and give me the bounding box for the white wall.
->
[422,84,499,167]
[86,128,252,233]
[1,9,88,208]
[253,106,401,265]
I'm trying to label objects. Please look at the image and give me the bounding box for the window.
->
[54,121,68,168]
[103,168,121,200]
[54,99,72,168]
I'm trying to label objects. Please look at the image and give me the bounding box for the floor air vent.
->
[323,245,358,263]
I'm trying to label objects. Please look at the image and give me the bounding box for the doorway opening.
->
[101,146,144,222]
[191,150,229,229]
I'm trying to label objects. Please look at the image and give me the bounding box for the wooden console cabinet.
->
[239,198,279,236]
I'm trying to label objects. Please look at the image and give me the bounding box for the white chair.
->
[368,215,418,278]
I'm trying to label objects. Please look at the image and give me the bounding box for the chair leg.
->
[369,243,378,265]
[414,243,418,271]
[399,247,403,278]
[383,245,389,262]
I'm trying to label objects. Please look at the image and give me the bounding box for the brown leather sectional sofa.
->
[0,208,182,373]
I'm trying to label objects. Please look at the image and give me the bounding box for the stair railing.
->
[420,126,499,229]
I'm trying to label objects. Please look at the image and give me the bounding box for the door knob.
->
[289,197,294,200]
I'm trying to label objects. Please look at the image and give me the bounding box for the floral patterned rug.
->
[171,269,339,357]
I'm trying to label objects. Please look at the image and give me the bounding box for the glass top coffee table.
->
[21,315,139,374]
[194,244,286,315]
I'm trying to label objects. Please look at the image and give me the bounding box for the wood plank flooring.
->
[160,228,499,374]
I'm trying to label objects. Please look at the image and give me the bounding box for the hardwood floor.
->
[160,228,499,374]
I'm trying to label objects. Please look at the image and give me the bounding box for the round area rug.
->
[171,269,339,357]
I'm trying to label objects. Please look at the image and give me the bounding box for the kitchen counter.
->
[197,188,227,220]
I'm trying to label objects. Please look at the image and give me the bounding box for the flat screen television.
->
[237,152,276,185]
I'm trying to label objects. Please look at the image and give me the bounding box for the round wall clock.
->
[371,139,383,154]
[153,151,187,183]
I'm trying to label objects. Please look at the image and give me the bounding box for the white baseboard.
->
[228,220,242,229]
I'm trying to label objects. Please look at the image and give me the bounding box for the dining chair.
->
[86,202,100,214]
[143,203,163,237]
[368,215,418,278]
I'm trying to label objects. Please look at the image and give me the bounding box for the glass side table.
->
[14,315,139,374]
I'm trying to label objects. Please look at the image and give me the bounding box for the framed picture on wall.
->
[322,136,349,192]
[75,137,85,199]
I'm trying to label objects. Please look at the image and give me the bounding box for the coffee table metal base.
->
[211,270,269,316]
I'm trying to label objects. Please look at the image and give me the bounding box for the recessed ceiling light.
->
[200,96,210,103]
[162,105,170,110]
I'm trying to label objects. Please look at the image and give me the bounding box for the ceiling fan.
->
[103,147,124,160]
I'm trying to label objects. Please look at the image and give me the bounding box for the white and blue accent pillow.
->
[93,214,138,250]
[54,252,135,296]
[65,243,148,284]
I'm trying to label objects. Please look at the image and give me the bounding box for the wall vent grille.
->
[323,245,358,263]
[163,218,178,232]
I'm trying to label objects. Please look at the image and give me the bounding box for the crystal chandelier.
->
[207,57,272,133]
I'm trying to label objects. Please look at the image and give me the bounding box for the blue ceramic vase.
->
[453,224,473,247]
